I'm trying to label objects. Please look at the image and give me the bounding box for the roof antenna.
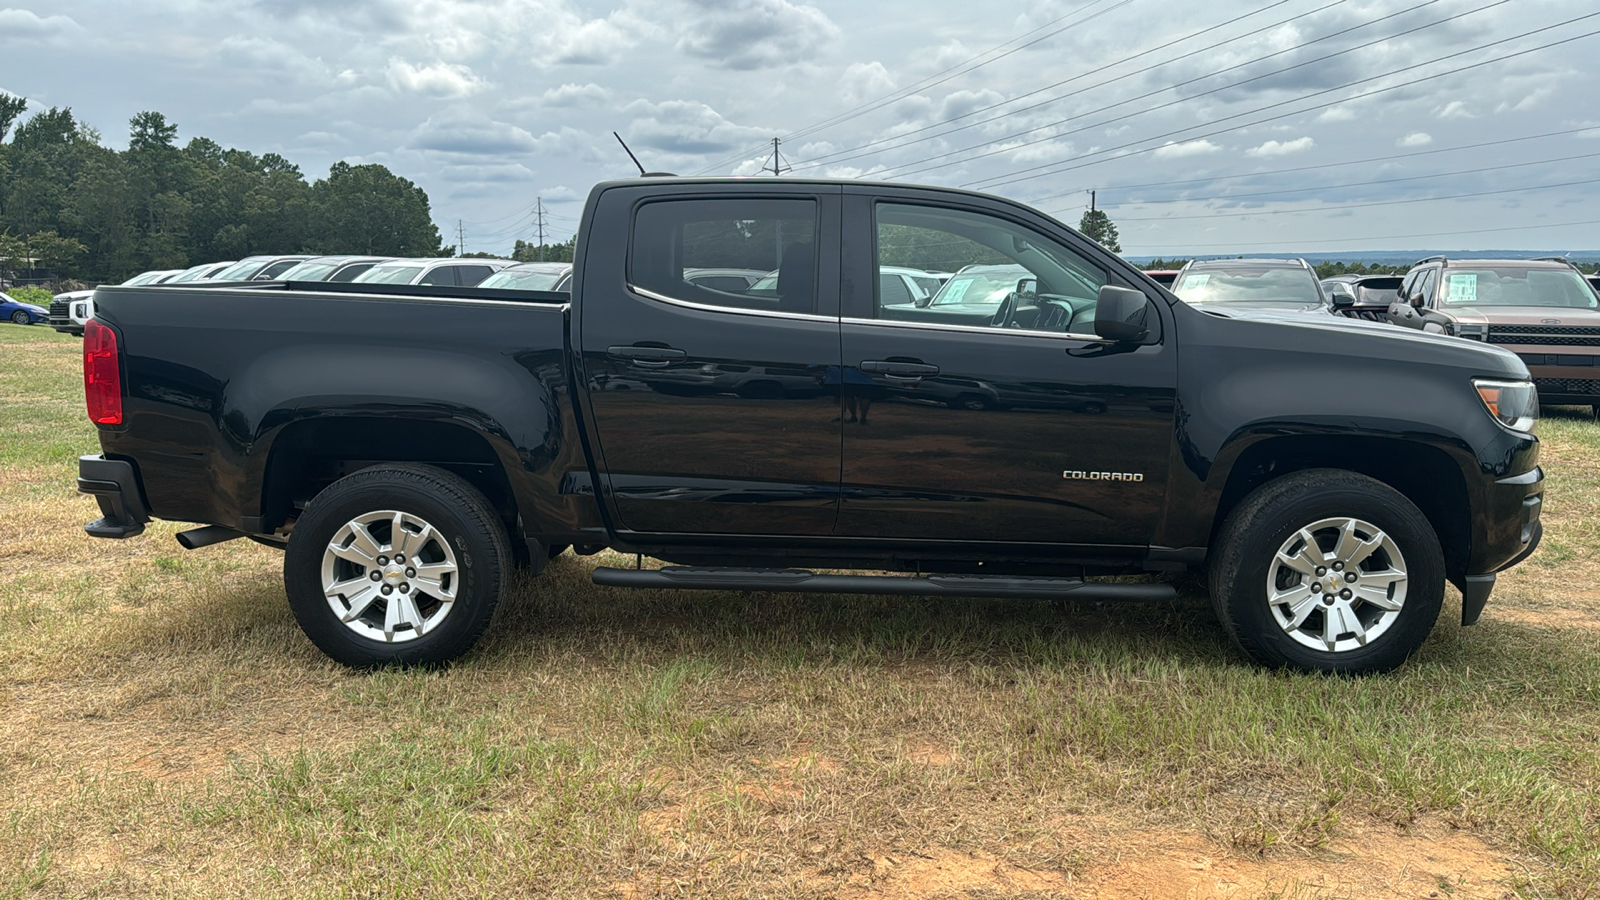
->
[614,132,675,178]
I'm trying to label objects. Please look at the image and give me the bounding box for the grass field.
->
[2,321,1598,899]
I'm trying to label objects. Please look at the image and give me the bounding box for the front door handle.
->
[859,359,939,378]
[608,345,688,367]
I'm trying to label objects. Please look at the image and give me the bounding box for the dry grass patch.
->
[2,327,1598,898]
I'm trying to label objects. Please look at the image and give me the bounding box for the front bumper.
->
[78,455,150,538]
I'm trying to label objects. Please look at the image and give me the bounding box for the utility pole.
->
[765,138,790,176]
[1089,190,1096,213]
[534,197,547,262]
[456,219,465,257]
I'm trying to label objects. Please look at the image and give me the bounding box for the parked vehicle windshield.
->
[1439,267,1598,309]
[205,258,271,282]
[354,264,428,285]
[478,266,570,290]
[1176,268,1322,305]
[278,260,344,281]
[928,267,1029,308]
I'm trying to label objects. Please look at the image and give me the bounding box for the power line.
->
[1109,174,1600,222]
[791,0,1342,171]
[967,13,1600,190]
[1022,125,1600,205]
[1076,148,1600,213]
[882,0,1511,183]
[1122,217,1600,252]
[690,0,1132,175]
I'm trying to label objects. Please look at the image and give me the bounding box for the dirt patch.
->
[825,821,1514,899]
[835,848,1073,898]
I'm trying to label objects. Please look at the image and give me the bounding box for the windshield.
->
[278,260,343,281]
[1439,267,1598,309]
[927,267,1030,307]
[1176,268,1322,305]
[121,270,169,285]
[206,259,269,282]
[479,267,569,290]
[353,264,427,285]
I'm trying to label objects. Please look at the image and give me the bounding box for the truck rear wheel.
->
[1209,469,1444,674]
[283,464,510,668]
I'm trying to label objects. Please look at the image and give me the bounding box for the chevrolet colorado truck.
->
[77,178,1543,674]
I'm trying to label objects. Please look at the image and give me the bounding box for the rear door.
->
[574,184,844,537]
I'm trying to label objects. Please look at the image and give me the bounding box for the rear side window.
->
[455,265,495,287]
[418,267,459,286]
[631,198,818,314]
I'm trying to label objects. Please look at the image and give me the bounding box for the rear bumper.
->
[78,455,149,538]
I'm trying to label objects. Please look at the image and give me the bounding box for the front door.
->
[836,192,1176,549]
[575,186,843,537]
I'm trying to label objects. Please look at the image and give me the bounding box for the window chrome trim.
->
[627,283,836,322]
[840,315,1114,343]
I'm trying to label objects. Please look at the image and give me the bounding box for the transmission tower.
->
[765,138,791,176]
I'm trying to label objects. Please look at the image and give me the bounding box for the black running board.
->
[591,566,1175,601]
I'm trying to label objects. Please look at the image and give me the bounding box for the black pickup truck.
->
[78,178,1543,674]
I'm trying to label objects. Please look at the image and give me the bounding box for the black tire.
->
[283,464,511,668]
[1209,469,1444,675]
[10,310,29,325]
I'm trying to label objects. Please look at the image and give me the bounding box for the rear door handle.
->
[608,345,688,367]
[859,360,939,377]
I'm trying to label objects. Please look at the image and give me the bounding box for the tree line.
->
[0,96,445,286]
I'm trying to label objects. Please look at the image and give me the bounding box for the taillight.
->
[84,319,123,425]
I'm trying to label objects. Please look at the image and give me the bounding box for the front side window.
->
[875,202,1106,333]
[630,198,819,313]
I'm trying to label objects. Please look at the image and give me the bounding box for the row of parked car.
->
[44,254,579,335]
[1152,255,1600,413]
[25,249,1600,417]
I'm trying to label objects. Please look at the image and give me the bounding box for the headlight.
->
[1474,379,1538,434]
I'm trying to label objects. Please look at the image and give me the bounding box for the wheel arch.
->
[255,415,534,549]
[1209,435,1472,583]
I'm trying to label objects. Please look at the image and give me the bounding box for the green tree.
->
[1078,208,1121,254]
[512,237,576,263]
[311,162,442,256]
[0,93,26,143]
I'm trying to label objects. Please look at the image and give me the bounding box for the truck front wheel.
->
[1209,469,1444,674]
[283,464,511,668]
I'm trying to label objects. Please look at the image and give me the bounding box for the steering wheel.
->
[989,291,1020,328]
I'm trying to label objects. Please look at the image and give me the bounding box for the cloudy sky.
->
[4,0,1600,256]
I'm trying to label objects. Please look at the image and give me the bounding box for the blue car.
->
[2,295,49,326]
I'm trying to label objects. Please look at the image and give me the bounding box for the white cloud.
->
[624,99,768,155]
[839,62,895,106]
[1152,139,1222,159]
[386,59,486,98]
[1436,100,1476,120]
[671,0,839,70]
[0,7,80,43]
[539,83,614,107]
[1397,132,1433,147]
[410,115,538,155]
[1246,136,1314,157]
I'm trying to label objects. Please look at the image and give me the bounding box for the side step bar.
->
[591,566,1175,601]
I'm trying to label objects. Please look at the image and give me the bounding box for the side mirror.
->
[1016,277,1038,300]
[1094,285,1149,342]
[1328,286,1355,310]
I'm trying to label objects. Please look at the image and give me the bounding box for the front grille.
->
[1533,377,1600,396]
[1489,324,1600,346]
[48,298,70,327]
